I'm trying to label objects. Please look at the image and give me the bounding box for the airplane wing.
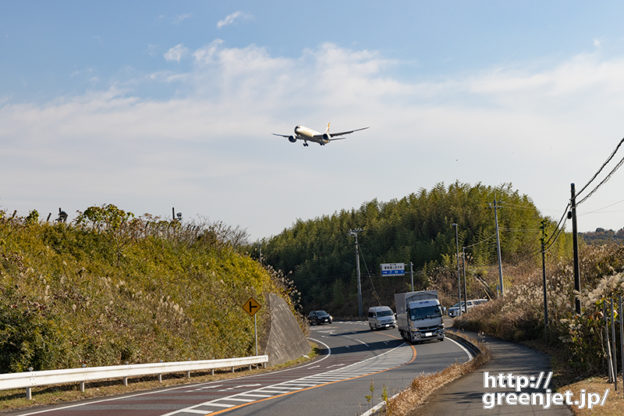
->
[329,127,369,137]
[272,133,291,138]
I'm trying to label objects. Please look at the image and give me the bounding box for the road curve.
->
[9,321,470,416]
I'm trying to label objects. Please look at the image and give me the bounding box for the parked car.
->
[368,306,397,330]
[308,310,333,325]
[448,298,489,317]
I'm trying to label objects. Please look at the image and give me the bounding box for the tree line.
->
[259,182,571,316]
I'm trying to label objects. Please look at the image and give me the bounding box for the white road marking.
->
[445,337,473,360]
[218,383,261,392]
[219,397,255,402]
[202,403,234,408]
[186,384,223,392]
[237,393,272,398]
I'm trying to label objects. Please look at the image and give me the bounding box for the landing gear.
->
[303,142,309,147]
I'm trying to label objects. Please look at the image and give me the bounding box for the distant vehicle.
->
[448,298,489,317]
[273,123,369,147]
[308,310,333,325]
[368,306,396,330]
[447,301,466,317]
[395,291,444,343]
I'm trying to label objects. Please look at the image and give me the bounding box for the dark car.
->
[308,310,333,325]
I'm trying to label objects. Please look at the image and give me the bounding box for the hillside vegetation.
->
[455,243,624,377]
[0,205,291,373]
[261,182,571,315]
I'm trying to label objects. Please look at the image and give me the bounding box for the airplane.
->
[273,123,369,147]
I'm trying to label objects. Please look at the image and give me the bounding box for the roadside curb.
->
[359,332,484,416]
[445,329,482,358]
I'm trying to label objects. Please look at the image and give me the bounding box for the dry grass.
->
[563,376,624,416]
[383,334,490,416]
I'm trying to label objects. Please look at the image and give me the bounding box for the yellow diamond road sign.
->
[243,297,261,317]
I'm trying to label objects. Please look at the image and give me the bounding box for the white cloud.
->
[2,42,624,238]
[164,44,189,63]
[216,11,249,29]
[173,13,192,24]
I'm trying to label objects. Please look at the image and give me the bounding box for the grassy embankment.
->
[453,244,624,415]
[0,206,301,408]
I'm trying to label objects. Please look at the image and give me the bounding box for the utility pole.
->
[462,247,468,313]
[540,219,549,330]
[493,198,504,296]
[452,223,462,316]
[349,229,363,318]
[410,261,414,292]
[570,184,581,314]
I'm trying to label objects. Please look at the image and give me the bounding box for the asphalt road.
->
[10,321,470,416]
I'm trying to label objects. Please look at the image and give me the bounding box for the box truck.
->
[394,290,444,343]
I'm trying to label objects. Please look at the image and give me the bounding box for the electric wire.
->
[357,244,382,305]
[577,153,624,206]
[582,199,624,214]
[462,233,497,250]
[577,137,624,197]
[544,202,570,247]
[544,217,568,253]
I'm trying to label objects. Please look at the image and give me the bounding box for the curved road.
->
[11,321,470,416]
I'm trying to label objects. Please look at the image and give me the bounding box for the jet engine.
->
[322,133,331,142]
[288,136,297,143]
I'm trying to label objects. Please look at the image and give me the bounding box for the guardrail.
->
[0,355,268,399]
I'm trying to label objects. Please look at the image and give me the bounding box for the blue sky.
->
[2,1,624,239]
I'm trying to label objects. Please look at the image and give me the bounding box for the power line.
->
[498,202,539,211]
[582,199,624,214]
[357,244,382,305]
[544,217,568,253]
[544,202,570,247]
[577,154,624,205]
[577,137,624,197]
[463,233,498,250]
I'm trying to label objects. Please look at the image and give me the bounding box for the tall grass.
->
[0,206,290,373]
[454,244,624,376]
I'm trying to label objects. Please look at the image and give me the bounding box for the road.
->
[10,321,470,416]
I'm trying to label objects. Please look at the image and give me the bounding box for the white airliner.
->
[273,123,369,147]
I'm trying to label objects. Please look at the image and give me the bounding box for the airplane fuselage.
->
[294,125,330,145]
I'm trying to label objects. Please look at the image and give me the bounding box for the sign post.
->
[381,263,405,277]
[242,297,262,356]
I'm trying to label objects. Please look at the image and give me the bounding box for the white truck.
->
[394,290,444,343]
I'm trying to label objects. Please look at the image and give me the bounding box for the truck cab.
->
[395,291,444,343]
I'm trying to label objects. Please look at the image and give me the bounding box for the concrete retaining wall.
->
[264,293,310,366]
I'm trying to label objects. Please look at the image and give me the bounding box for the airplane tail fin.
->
[325,122,331,134]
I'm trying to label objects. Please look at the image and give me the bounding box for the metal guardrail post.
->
[26,367,33,400]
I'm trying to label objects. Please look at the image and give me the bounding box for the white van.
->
[368,306,396,330]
